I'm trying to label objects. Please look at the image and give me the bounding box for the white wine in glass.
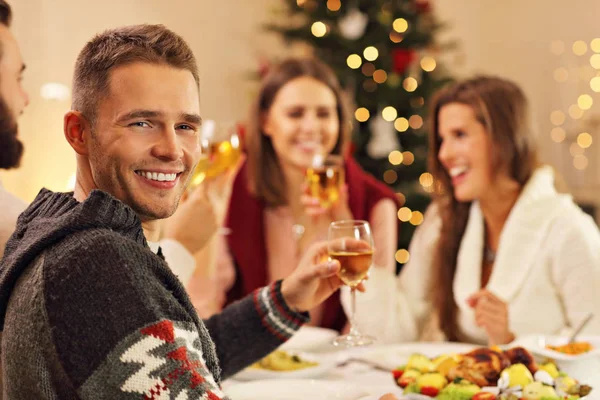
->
[328,220,375,347]
[188,120,242,190]
[305,155,344,209]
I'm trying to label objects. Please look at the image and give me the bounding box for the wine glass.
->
[305,154,344,209]
[328,220,375,347]
[188,120,242,190]
[188,120,242,235]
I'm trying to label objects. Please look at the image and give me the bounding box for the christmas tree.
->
[266,0,453,272]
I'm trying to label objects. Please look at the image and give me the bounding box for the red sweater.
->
[224,157,398,331]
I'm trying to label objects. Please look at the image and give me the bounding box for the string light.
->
[389,150,404,165]
[383,170,398,184]
[395,117,409,132]
[402,151,415,165]
[362,63,376,76]
[409,115,423,129]
[395,249,410,264]
[410,211,424,226]
[550,110,566,126]
[591,76,600,92]
[347,54,362,69]
[387,73,401,88]
[578,94,593,110]
[420,56,437,72]
[382,106,398,121]
[569,104,584,120]
[554,67,569,82]
[363,46,379,61]
[550,40,565,55]
[590,54,600,69]
[573,40,588,56]
[577,132,593,148]
[398,207,412,222]
[419,172,434,187]
[591,38,600,53]
[355,107,370,122]
[396,192,406,207]
[403,77,418,92]
[326,0,341,11]
[393,18,408,33]
[573,154,588,170]
[373,69,388,84]
[570,142,584,156]
[389,32,403,43]
[551,127,566,143]
[296,0,306,6]
[311,22,328,38]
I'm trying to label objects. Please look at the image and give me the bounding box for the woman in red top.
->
[186,58,398,331]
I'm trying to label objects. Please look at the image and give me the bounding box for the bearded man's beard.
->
[0,97,22,169]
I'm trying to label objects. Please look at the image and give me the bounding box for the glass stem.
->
[349,287,359,336]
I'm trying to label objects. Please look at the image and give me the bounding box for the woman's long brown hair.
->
[428,76,539,341]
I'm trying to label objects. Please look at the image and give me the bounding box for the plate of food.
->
[510,335,600,384]
[389,346,593,399]
[231,349,336,381]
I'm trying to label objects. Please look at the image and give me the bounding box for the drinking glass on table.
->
[188,120,242,235]
[328,220,375,347]
[305,154,344,209]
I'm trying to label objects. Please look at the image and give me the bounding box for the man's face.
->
[88,62,201,221]
[0,25,28,169]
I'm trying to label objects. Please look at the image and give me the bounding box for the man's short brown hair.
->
[72,24,200,124]
[0,0,11,27]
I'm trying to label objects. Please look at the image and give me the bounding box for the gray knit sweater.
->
[0,189,309,399]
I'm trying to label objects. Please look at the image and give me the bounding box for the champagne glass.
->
[188,120,242,235]
[328,220,375,347]
[305,154,344,209]
[188,120,242,190]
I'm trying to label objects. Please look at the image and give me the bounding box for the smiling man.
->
[0,24,345,399]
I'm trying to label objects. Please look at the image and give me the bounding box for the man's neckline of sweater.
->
[20,188,146,242]
[0,188,148,328]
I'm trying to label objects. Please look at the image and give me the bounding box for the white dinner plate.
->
[231,351,337,381]
[279,326,338,352]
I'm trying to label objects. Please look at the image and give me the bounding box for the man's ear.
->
[64,111,92,156]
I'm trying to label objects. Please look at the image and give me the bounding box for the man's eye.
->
[177,124,195,131]
[129,122,151,128]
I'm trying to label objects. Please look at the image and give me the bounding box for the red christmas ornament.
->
[391,48,415,74]
[415,0,432,13]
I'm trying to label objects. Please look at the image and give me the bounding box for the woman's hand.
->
[301,183,353,222]
[467,289,515,345]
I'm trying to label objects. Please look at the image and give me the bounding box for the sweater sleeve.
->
[203,280,310,380]
[42,232,230,400]
[341,204,441,343]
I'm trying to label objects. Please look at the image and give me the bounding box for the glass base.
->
[332,333,375,348]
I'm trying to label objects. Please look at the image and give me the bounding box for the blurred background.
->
[5,0,600,253]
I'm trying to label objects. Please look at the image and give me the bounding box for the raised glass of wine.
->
[305,154,344,209]
[188,120,242,190]
[328,220,375,347]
